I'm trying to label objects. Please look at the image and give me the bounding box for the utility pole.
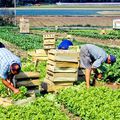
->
[14,0,16,26]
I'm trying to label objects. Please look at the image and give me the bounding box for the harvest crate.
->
[43,34,56,49]
[46,70,78,82]
[14,72,40,92]
[48,49,78,62]
[19,17,29,33]
[47,60,78,68]
[28,49,48,67]
[28,49,48,62]
[41,79,72,92]
[47,64,78,72]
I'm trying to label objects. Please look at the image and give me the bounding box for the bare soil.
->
[75,36,120,48]
[17,16,120,27]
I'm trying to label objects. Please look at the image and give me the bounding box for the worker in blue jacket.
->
[58,35,73,50]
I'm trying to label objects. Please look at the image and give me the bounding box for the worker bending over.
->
[80,44,116,88]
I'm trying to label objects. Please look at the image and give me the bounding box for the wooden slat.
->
[35,49,48,55]
[15,72,40,80]
[48,49,78,62]
[46,71,77,82]
[44,46,55,49]
[43,34,55,39]
[41,79,72,92]
[47,64,77,72]
[43,39,55,44]
[54,82,73,86]
[16,79,40,87]
[28,49,48,57]
[47,60,78,68]
[32,56,48,61]
[47,70,77,77]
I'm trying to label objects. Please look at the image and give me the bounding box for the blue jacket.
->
[58,39,73,50]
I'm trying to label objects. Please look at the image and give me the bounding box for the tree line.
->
[0,0,120,7]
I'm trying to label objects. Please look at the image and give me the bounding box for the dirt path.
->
[17,16,120,27]
[75,36,120,48]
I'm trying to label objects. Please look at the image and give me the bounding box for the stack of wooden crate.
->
[43,34,56,50]
[19,17,29,34]
[28,49,48,65]
[41,49,79,92]
[14,72,40,93]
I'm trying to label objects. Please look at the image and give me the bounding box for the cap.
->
[110,55,116,64]
[66,35,72,39]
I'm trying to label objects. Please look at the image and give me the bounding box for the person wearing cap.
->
[80,44,116,88]
[58,35,73,50]
[0,47,21,94]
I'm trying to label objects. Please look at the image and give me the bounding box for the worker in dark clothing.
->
[58,35,73,50]
[80,44,116,88]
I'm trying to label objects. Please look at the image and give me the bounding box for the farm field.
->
[0,27,120,120]
[16,16,120,27]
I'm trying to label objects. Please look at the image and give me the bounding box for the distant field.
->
[16,16,120,27]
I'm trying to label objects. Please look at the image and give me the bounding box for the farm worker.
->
[80,44,116,88]
[0,47,21,94]
[58,35,73,50]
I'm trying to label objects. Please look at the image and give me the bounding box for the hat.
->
[110,55,116,64]
[66,35,72,39]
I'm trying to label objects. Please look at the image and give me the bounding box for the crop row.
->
[67,29,120,40]
[43,29,120,40]
[57,83,120,120]
[0,28,43,50]
[0,96,69,120]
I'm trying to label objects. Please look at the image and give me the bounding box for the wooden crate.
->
[47,64,77,73]
[48,49,78,62]
[16,79,40,87]
[43,34,56,49]
[28,49,48,63]
[41,79,72,92]
[46,70,77,82]
[69,45,80,60]
[15,72,40,80]
[19,17,29,33]
[14,72,40,91]
[43,45,55,49]
[28,49,48,57]
[47,60,78,68]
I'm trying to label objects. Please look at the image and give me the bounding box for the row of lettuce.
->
[0,28,43,50]
[43,28,120,40]
[0,27,120,119]
[0,83,120,120]
[0,27,120,83]
[57,83,120,120]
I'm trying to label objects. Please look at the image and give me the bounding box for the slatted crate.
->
[46,70,78,82]
[43,34,56,49]
[28,49,48,62]
[41,79,72,92]
[14,72,40,93]
[47,60,78,68]
[48,49,78,62]
[19,17,29,34]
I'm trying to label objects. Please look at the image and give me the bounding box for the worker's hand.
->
[14,89,20,94]
[7,79,14,86]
